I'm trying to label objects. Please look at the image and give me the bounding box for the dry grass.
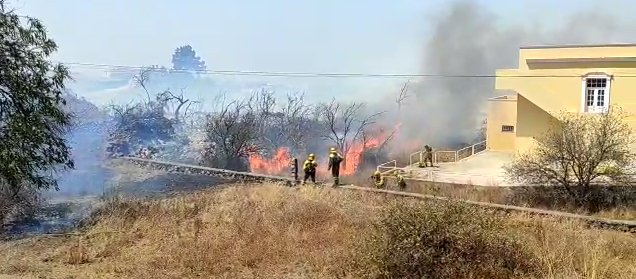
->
[1,183,635,279]
[352,176,636,220]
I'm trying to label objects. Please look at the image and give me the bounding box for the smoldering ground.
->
[388,0,636,150]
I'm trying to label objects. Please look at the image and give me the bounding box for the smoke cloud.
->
[394,0,636,149]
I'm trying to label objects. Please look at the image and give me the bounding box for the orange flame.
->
[248,147,291,175]
[248,123,403,176]
[339,126,396,175]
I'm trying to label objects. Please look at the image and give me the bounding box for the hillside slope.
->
[1,184,635,279]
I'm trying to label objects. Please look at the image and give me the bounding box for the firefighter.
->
[371,170,385,189]
[327,147,343,187]
[419,144,434,167]
[396,174,406,190]
[302,153,318,184]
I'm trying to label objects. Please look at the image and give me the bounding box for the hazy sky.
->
[11,0,634,107]
[14,0,617,75]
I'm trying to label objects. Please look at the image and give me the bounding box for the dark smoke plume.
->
[396,0,636,149]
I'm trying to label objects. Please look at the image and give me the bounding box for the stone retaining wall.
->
[120,157,635,233]
[119,157,296,185]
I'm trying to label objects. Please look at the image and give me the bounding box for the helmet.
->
[308,153,315,158]
[374,170,381,175]
[330,147,337,153]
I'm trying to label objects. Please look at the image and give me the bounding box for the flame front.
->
[340,124,400,175]
[248,147,291,175]
[249,123,406,176]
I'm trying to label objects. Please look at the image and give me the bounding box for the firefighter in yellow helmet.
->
[418,144,434,168]
[327,147,343,187]
[371,170,385,189]
[396,174,406,190]
[302,153,318,184]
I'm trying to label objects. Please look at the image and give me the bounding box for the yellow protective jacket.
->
[396,175,406,189]
[372,174,385,188]
[303,159,318,172]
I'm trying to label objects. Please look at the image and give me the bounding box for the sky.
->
[11,0,635,104]
[14,0,613,74]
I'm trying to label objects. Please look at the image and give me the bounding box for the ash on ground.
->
[2,172,236,240]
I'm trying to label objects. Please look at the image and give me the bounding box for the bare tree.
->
[353,81,410,167]
[248,89,279,151]
[132,68,153,103]
[361,126,398,165]
[279,92,317,151]
[504,107,636,206]
[106,68,179,157]
[157,87,200,123]
[318,99,385,170]
[396,79,411,110]
[202,93,262,171]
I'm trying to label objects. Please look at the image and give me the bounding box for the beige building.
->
[487,43,636,154]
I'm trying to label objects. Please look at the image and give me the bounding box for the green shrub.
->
[353,199,537,279]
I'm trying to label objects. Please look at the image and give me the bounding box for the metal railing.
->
[376,160,397,174]
[408,151,422,166]
[407,140,487,165]
[455,140,487,162]
[378,140,495,185]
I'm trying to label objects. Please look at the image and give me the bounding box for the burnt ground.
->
[2,173,239,240]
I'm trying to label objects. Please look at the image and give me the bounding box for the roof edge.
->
[488,95,517,101]
[521,43,636,50]
[526,57,636,63]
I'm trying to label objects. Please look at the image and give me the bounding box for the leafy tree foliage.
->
[505,107,636,207]
[171,45,206,71]
[0,1,74,223]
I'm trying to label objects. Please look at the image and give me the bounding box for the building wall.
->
[495,45,636,154]
[498,68,636,126]
[486,97,517,152]
[515,95,558,154]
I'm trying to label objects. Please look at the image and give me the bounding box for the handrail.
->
[376,160,397,172]
[433,150,456,163]
[408,151,422,166]
[379,140,489,179]
[433,140,487,163]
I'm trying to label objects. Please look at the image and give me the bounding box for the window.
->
[501,125,514,132]
[582,74,611,113]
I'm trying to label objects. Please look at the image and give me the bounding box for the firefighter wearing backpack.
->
[327,147,343,187]
[302,153,318,184]
[371,170,385,189]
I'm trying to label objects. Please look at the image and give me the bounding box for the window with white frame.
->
[582,75,610,113]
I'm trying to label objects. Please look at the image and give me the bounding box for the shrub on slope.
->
[1,184,636,279]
